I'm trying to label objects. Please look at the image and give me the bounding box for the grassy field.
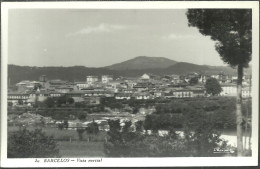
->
[8,126,107,157]
[8,126,107,140]
[58,141,105,157]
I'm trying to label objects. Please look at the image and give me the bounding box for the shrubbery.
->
[104,97,251,157]
[145,97,244,130]
[105,118,232,157]
[8,128,60,158]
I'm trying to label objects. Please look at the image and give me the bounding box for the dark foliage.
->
[107,119,121,132]
[63,120,69,129]
[186,9,251,67]
[86,121,99,135]
[144,114,183,131]
[186,10,252,155]
[8,128,60,158]
[8,63,244,85]
[135,120,144,133]
[100,98,124,110]
[8,102,13,107]
[67,97,74,104]
[18,100,23,105]
[57,95,67,107]
[104,118,231,157]
[77,128,85,141]
[189,77,199,85]
[44,97,55,108]
[205,78,222,96]
[144,97,240,130]
[78,112,87,121]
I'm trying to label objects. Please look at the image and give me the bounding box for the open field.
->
[58,141,105,157]
[8,126,108,141]
[8,126,107,157]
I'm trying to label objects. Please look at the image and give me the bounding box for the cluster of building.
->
[8,72,251,106]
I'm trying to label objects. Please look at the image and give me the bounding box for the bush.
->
[105,117,231,157]
[8,102,13,107]
[44,97,55,108]
[67,97,74,104]
[78,112,87,121]
[77,128,85,141]
[8,128,60,158]
[86,121,99,135]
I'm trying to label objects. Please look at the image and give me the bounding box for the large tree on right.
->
[186,9,252,156]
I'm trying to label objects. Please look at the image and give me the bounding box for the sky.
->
[8,9,226,67]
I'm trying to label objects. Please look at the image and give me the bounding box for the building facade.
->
[86,76,99,84]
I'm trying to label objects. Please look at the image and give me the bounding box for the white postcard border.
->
[1,1,259,167]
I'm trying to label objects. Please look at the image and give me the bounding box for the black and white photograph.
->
[1,1,259,167]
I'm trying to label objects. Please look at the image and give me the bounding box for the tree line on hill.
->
[7,63,247,85]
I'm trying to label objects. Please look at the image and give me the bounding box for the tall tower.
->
[39,75,47,82]
[39,75,47,88]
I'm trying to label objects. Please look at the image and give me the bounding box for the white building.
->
[220,84,251,97]
[102,75,113,83]
[133,93,151,100]
[75,82,89,90]
[140,73,150,80]
[86,76,99,84]
[220,84,237,96]
[115,93,132,100]
[242,87,251,98]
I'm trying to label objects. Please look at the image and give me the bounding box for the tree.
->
[18,100,23,105]
[122,121,132,133]
[189,77,198,85]
[63,120,69,129]
[44,97,55,108]
[108,119,121,132]
[143,115,154,131]
[57,95,67,107]
[205,78,222,96]
[8,102,13,107]
[186,9,252,156]
[132,107,139,114]
[77,128,85,141]
[8,128,60,158]
[78,112,86,121]
[75,102,85,108]
[58,123,64,130]
[135,120,144,133]
[85,120,99,142]
[183,110,230,156]
[67,97,74,104]
[104,116,230,157]
[86,120,99,135]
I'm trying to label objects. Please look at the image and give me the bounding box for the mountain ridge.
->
[7,56,252,85]
[105,56,178,70]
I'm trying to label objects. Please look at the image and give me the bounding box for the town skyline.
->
[8,9,227,67]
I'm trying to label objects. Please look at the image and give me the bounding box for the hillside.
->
[8,56,252,85]
[164,62,211,74]
[8,63,249,86]
[8,65,114,85]
[163,62,241,75]
[106,56,177,70]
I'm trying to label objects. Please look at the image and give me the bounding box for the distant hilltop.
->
[105,56,178,70]
[8,56,251,85]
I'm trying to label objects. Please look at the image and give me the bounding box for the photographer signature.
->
[213,148,235,153]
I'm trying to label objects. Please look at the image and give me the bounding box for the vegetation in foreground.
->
[8,128,60,158]
[8,97,251,158]
[104,117,237,157]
